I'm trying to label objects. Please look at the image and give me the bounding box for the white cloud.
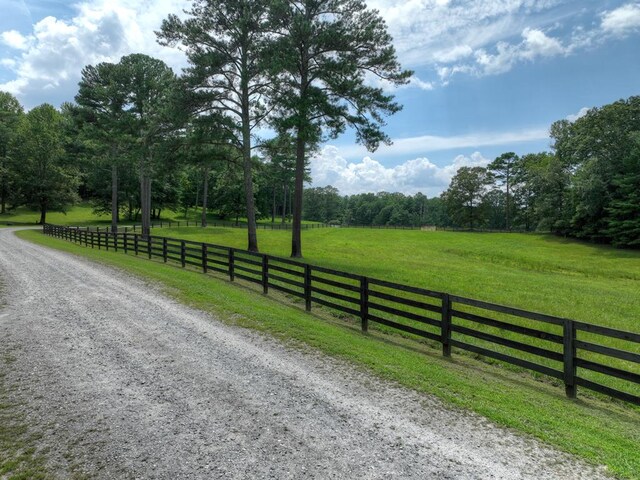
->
[566,107,589,122]
[601,3,640,36]
[310,145,490,196]
[364,1,640,85]
[336,127,549,160]
[473,28,567,76]
[0,0,189,108]
[1,30,30,50]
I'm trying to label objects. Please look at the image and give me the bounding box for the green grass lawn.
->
[16,229,640,479]
[0,203,320,227]
[155,226,640,332]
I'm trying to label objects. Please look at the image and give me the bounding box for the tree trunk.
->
[201,165,209,228]
[240,53,258,252]
[0,180,6,214]
[291,134,306,258]
[39,202,47,225]
[282,184,287,223]
[506,168,510,231]
[271,186,276,223]
[111,163,118,234]
[140,166,151,238]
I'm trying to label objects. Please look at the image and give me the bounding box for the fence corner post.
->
[441,293,452,357]
[563,319,577,399]
[304,264,312,312]
[262,255,269,294]
[360,276,369,333]
[202,244,208,273]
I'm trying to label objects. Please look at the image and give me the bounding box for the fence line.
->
[43,223,640,407]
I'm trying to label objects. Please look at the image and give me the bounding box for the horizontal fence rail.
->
[43,223,640,407]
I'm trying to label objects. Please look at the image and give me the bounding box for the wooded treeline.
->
[301,97,640,247]
[0,0,410,257]
[0,0,638,249]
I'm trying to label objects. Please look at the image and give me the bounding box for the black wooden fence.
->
[43,223,640,407]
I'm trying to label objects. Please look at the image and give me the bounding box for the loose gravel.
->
[0,228,612,479]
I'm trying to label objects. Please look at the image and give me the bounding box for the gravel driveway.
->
[0,228,611,479]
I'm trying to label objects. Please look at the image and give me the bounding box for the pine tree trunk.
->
[271,186,276,223]
[241,54,258,252]
[291,134,305,258]
[282,185,287,224]
[201,165,209,228]
[140,167,151,238]
[111,163,118,234]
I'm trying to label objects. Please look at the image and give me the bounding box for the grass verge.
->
[0,352,50,479]
[17,229,640,479]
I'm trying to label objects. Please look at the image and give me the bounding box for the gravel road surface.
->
[0,228,611,479]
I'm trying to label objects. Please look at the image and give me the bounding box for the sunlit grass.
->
[156,226,640,333]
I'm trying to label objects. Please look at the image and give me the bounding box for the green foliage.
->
[266,0,411,256]
[0,91,24,214]
[9,104,80,224]
[158,0,274,252]
[441,166,493,228]
[550,96,640,245]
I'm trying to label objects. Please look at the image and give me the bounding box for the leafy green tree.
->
[303,185,342,223]
[76,61,131,232]
[268,0,411,257]
[605,133,640,247]
[488,152,518,230]
[0,91,23,214]
[158,0,273,252]
[119,54,178,237]
[441,166,493,229]
[10,104,80,224]
[551,96,640,241]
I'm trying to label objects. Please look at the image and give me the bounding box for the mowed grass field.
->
[157,226,640,333]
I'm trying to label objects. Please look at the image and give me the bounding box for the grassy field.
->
[154,226,640,332]
[16,228,640,479]
[0,204,315,227]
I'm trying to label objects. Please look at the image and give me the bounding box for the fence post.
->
[147,236,152,259]
[124,233,128,254]
[304,264,312,312]
[114,233,118,252]
[202,244,208,273]
[98,232,102,250]
[181,240,186,267]
[229,248,235,281]
[134,235,139,255]
[360,276,369,333]
[441,294,452,357]
[563,319,577,399]
[262,255,268,294]
[163,238,168,263]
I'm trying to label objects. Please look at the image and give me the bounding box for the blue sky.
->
[1,0,639,196]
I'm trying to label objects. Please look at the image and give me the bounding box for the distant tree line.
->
[302,97,640,248]
[440,96,640,247]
